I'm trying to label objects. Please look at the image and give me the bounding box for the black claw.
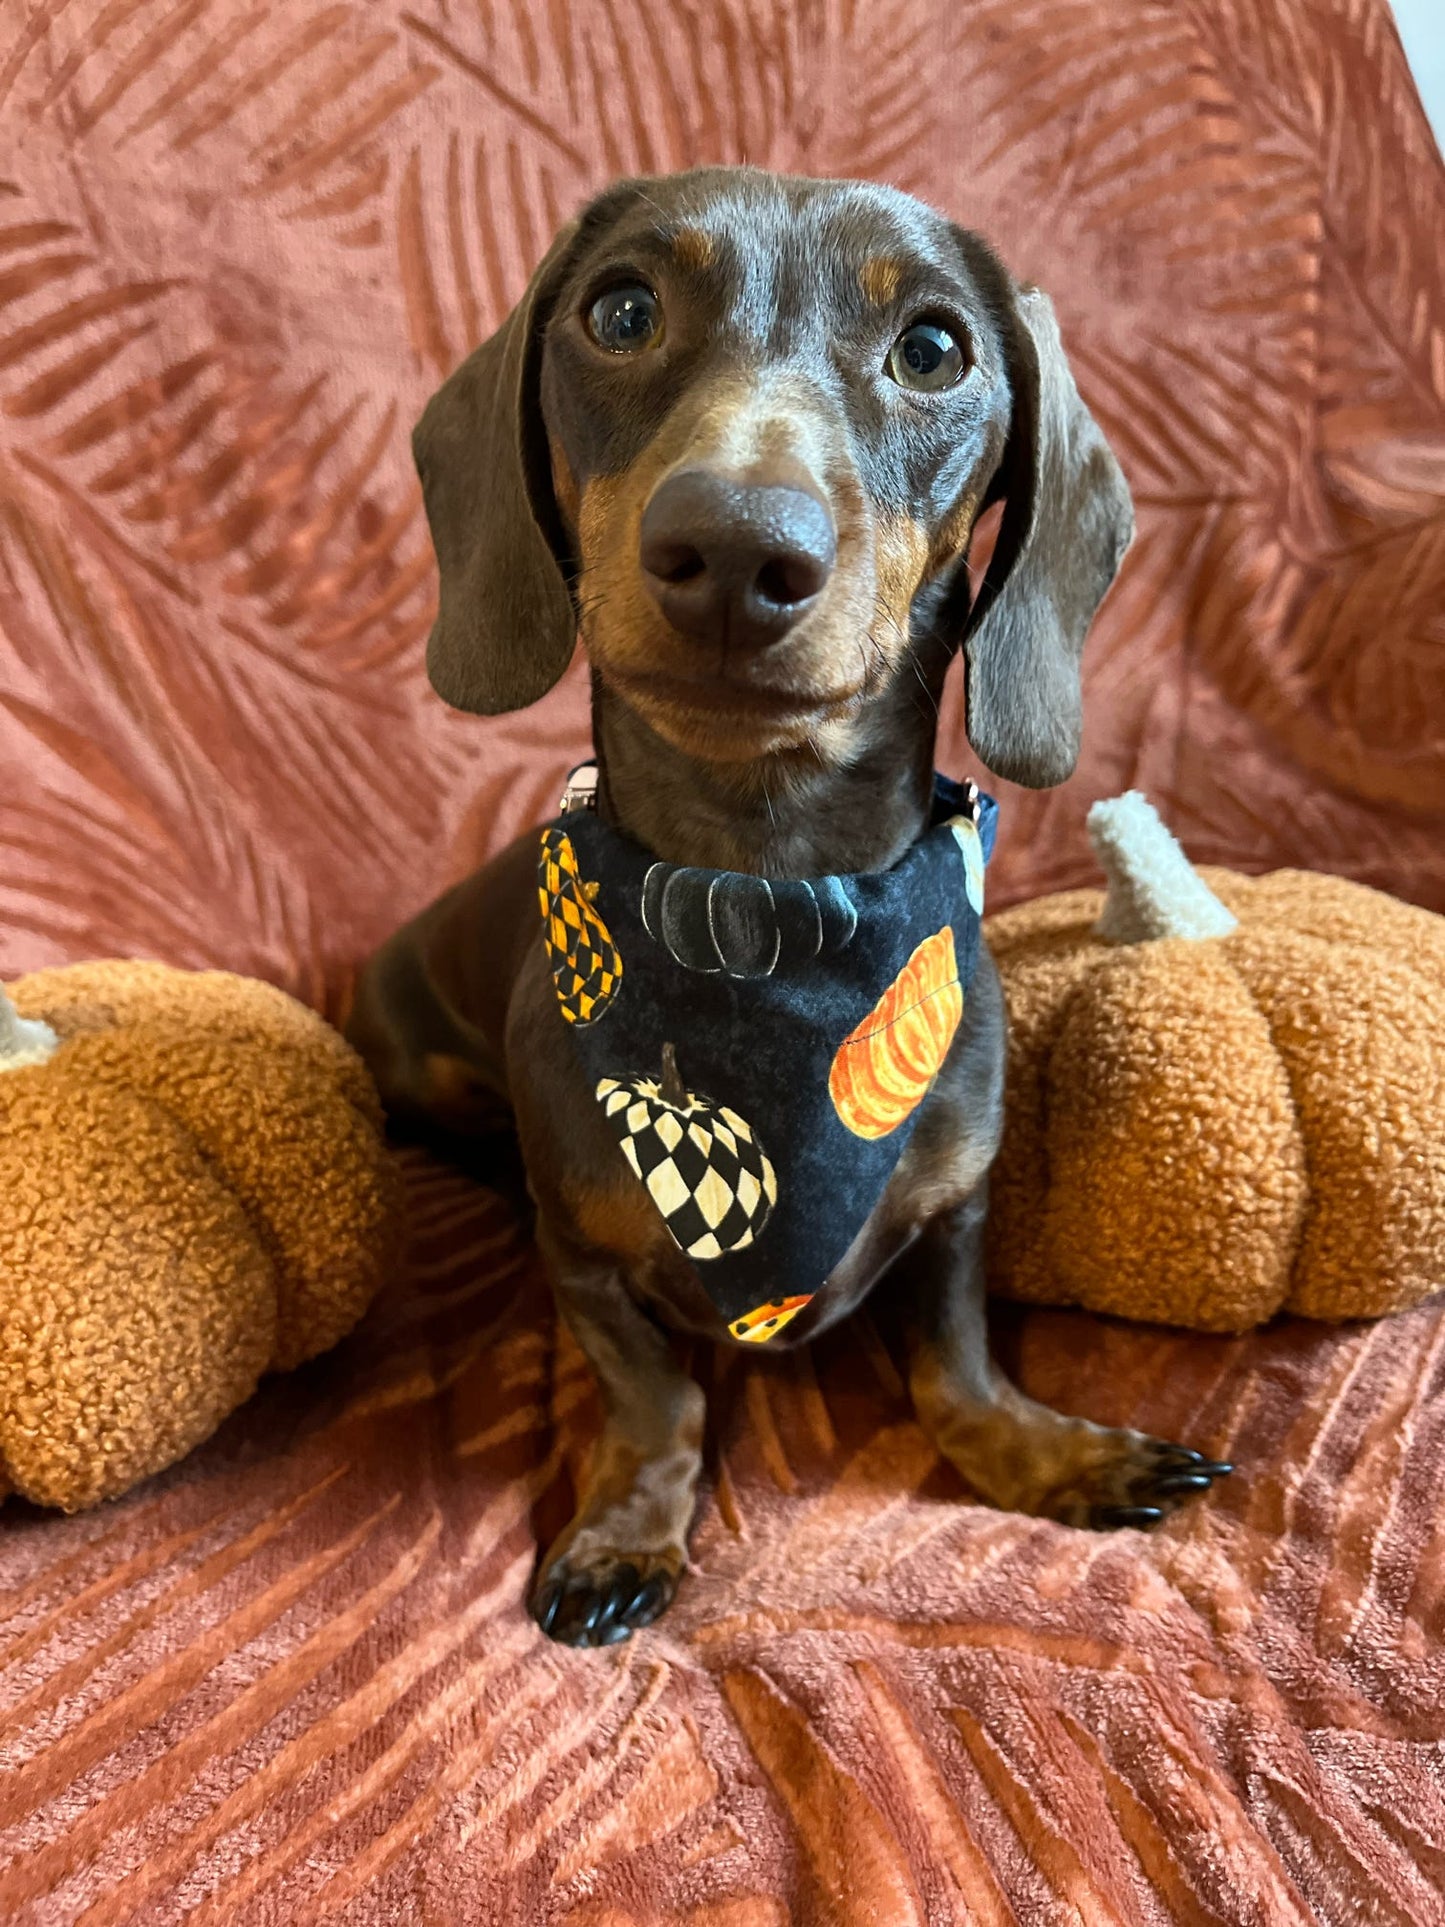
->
[1151,1471,1215,1496]
[607,1563,642,1613]
[593,1563,641,1632]
[548,1585,606,1646]
[534,1581,563,1634]
[595,1618,633,1646]
[619,1571,660,1622]
[575,1591,606,1638]
[1196,1460,1234,1478]
[1096,1504,1166,1529]
[628,1574,670,1627]
[1153,1444,1205,1464]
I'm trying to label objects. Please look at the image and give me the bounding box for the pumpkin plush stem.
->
[1087,791,1238,944]
[0,984,58,1071]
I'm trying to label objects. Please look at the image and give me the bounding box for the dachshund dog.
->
[348,167,1232,1648]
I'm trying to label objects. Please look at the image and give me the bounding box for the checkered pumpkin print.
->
[538,828,623,1026]
[595,1047,777,1261]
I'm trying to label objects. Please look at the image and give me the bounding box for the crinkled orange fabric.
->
[1,3,1443,1922]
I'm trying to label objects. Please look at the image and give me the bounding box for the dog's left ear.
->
[955,278,1134,789]
[413,221,582,715]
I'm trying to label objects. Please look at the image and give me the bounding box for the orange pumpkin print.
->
[728,1294,814,1344]
[829,927,963,1139]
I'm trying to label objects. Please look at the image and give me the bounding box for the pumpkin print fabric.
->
[596,1046,778,1260]
[829,926,964,1140]
[537,774,996,1339]
[641,865,859,977]
[949,814,987,916]
[728,1296,815,1344]
[537,827,623,1025]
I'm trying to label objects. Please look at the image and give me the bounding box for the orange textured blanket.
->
[1,1,1443,1921]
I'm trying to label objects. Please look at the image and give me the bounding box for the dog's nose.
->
[639,469,836,649]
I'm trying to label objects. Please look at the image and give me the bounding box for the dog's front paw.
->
[529,1549,680,1648]
[1041,1431,1233,1531]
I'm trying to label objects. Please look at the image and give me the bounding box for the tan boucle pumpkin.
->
[1,961,402,1511]
[985,793,1445,1332]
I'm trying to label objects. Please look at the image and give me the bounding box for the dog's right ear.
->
[414,221,582,715]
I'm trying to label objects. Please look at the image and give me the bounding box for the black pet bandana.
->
[537,769,998,1343]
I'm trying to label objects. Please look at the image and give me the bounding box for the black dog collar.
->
[537,771,997,1343]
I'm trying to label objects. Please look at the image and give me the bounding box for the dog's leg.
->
[906,1183,1232,1527]
[530,1216,705,1646]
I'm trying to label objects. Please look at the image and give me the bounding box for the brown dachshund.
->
[348,167,1232,1648]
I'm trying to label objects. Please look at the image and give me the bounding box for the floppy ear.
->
[413,221,582,714]
[959,283,1134,788]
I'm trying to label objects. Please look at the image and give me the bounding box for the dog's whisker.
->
[912,673,941,723]
[762,772,778,833]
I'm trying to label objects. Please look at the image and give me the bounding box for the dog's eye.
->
[588,284,663,353]
[887,322,967,392]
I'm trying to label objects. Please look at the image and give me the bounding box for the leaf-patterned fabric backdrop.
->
[1,3,1444,1923]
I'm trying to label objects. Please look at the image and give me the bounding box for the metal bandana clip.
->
[560,763,599,814]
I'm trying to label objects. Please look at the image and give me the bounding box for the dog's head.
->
[413,167,1132,786]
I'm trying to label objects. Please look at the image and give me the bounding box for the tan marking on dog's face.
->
[859,256,903,305]
[577,469,658,680]
[671,226,716,272]
[927,487,983,577]
[871,512,932,658]
[548,431,580,540]
[569,379,878,762]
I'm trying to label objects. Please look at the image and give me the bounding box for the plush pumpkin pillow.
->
[985,793,1445,1332]
[0,961,402,1510]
